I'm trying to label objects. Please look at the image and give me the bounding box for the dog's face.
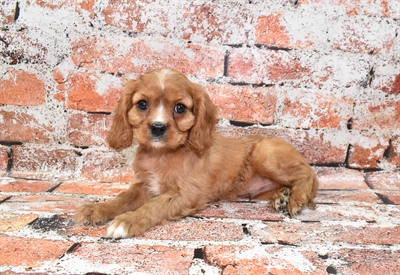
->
[107,68,217,154]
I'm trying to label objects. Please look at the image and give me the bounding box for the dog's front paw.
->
[106,212,147,238]
[75,203,113,225]
[272,188,291,214]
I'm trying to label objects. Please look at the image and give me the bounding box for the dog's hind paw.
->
[271,188,291,214]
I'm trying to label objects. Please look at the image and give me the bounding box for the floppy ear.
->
[188,83,218,155]
[107,80,137,151]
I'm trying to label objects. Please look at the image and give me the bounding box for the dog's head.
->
[107,68,218,155]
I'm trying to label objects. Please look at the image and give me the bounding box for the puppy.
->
[75,68,319,238]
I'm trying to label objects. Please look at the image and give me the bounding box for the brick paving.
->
[0,167,399,274]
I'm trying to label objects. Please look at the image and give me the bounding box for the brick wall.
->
[1,0,399,181]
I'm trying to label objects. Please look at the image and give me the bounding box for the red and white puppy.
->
[75,68,318,238]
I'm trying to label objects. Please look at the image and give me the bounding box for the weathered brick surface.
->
[280,90,353,129]
[9,145,77,180]
[204,245,327,275]
[0,146,8,176]
[0,0,398,178]
[81,150,135,182]
[251,222,400,246]
[207,85,277,124]
[68,113,111,147]
[0,212,38,232]
[140,219,244,241]
[56,71,123,112]
[0,179,56,193]
[0,235,73,268]
[314,167,369,190]
[71,36,225,78]
[353,101,400,131]
[373,60,400,95]
[228,47,308,84]
[0,195,86,213]
[329,248,400,275]
[62,242,194,275]
[315,190,383,204]
[194,201,284,221]
[1,1,400,273]
[0,110,54,143]
[255,7,397,54]
[54,181,129,196]
[0,69,46,106]
[366,171,400,190]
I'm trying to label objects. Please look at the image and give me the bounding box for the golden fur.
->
[75,68,319,238]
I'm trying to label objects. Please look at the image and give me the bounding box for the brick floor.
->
[0,168,400,274]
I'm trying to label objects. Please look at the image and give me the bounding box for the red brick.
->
[366,171,400,190]
[28,0,95,16]
[102,0,155,33]
[71,36,225,78]
[348,140,387,168]
[68,113,111,146]
[0,179,56,192]
[58,71,122,112]
[228,47,308,84]
[255,13,292,49]
[280,91,353,129]
[180,3,251,44]
[0,69,45,106]
[295,204,377,222]
[0,146,8,176]
[331,16,396,54]
[0,212,38,232]
[315,190,383,204]
[0,195,87,213]
[347,134,389,169]
[376,191,400,204]
[373,61,400,95]
[10,145,77,180]
[251,222,400,246]
[81,150,135,182]
[352,101,400,131]
[0,110,53,143]
[298,0,400,19]
[204,245,327,275]
[55,181,130,196]
[67,242,193,274]
[0,235,73,267]
[217,126,348,165]
[207,85,277,124]
[255,9,397,54]
[389,135,400,166]
[140,219,244,241]
[314,167,369,190]
[194,201,284,221]
[331,249,400,275]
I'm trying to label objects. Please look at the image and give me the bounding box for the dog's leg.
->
[106,190,203,238]
[250,138,318,216]
[75,182,149,225]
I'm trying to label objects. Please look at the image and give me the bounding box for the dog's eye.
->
[174,104,186,114]
[137,100,148,111]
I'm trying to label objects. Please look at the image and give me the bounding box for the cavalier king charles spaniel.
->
[75,68,318,238]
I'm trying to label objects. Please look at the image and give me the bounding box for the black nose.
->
[151,123,167,137]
